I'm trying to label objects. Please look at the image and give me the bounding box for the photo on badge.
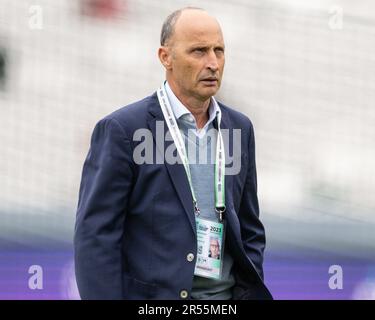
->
[208,236,221,260]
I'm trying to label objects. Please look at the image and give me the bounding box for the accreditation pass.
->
[194,217,225,279]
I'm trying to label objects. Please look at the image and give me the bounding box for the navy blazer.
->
[74,92,273,300]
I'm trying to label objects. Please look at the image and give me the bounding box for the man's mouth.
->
[200,77,218,85]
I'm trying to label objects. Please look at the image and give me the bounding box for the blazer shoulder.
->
[96,92,157,137]
[105,94,154,123]
[218,101,255,132]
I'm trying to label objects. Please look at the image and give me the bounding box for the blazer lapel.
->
[218,106,263,281]
[147,93,196,234]
[217,106,247,259]
[217,105,234,215]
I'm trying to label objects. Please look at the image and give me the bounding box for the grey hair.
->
[160,7,204,46]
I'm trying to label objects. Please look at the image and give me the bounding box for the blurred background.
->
[0,0,374,299]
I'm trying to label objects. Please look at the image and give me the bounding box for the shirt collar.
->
[164,81,221,128]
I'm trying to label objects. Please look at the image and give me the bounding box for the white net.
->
[0,0,374,254]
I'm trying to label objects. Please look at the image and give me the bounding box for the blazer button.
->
[186,253,195,262]
[180,290,188,299]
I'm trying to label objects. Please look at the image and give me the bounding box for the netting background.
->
[0,0,374,299]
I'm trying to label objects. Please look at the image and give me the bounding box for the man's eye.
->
[193,48,205,53]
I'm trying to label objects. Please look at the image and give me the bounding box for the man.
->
[209,238,221,260]
[74,7,272,300]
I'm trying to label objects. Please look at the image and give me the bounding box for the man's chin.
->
[198,86,220,98]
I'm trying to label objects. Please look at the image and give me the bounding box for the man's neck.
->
[167,80,210,129]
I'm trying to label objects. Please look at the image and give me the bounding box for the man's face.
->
[210,239,220,258]
[163,11,225,101]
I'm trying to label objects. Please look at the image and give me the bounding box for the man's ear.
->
[158,46,172,70]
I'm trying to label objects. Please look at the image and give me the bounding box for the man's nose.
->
[206,50,219,72]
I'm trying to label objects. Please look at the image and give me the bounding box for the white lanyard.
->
[156,83,226,221]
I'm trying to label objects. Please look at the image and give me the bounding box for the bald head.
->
[158,7,225,108]
[160,7,223,47]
